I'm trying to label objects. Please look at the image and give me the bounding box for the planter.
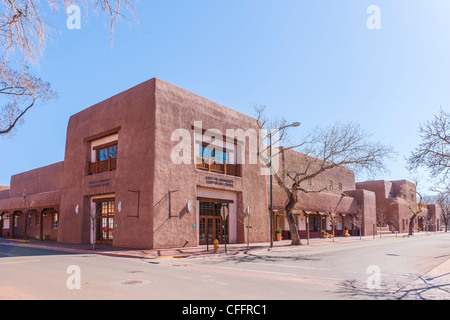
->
[276,233,282,241]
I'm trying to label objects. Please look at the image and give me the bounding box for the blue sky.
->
[1,0,449,194]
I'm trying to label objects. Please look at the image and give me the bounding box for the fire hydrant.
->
[213,239,219,254]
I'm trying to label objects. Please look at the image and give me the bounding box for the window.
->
[3,215,10,229]
[338,183,343,192]
[96,144,118,162]
[88,141,118,175]
[200,146,227,163]
[52,213,58,229]
[402,219,409,230]
[195,141,240,177]
[309,216,321,233]
[309,215,326,233]
[328,180,333,191]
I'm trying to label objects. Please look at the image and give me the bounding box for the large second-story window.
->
[96,143,118,162]
[192,127,242,177]
[200,146,228,164]
[88,137,118,175]
[196,142,240,177]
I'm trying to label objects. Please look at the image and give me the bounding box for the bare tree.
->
[407,108,450,188]
[0,62,56,135]
[328,211,338,242]
[353,205,364,240]
[422,217,432,233]
[1,0,138,65]
[376,205,388,238]
[0,0,138,136]
[376,205,388,227]
[436,191,450,232]
[400,179,425,236]
[90,204,99,250]
[256,106,395,245]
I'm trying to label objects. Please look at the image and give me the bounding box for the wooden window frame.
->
[88,141,118,175]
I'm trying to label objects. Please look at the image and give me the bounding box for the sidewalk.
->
[0,231,443,260]
[395,258,450,300]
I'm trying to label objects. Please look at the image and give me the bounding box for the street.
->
[0,233,449,300]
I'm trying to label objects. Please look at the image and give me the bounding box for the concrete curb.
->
[0,231,446,260]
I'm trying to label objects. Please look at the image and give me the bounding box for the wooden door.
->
[199,201,227,245]
[95,199,115,245]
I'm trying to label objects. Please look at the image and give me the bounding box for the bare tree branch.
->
[399,177,425,236]
[255,105,395,245]
[0,62,56,135]
[407,108,450,188]
[0,0,137,136]
[0,0,138,65]
[436,191,450,232]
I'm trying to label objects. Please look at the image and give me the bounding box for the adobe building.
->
[0,78,441,249]
[0,78,268,249]
[272,148,377,239]
[0,163,62,240]
[355,180,442,233]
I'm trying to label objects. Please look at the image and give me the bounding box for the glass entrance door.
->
[95,199,115,245]
[199,201,228,245]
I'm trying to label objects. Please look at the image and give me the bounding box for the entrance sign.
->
[205,176,234,188]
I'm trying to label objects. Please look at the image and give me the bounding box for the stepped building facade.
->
[0,79,442,249]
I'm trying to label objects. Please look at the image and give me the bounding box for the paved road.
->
[0,233,449,300]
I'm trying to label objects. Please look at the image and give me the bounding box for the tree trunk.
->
[408,215,417,236]
[285,190,302,245]
[286,210,302,245]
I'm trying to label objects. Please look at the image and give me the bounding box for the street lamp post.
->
[268,122,300,248]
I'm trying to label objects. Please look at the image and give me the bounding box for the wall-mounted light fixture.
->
[75,204,79,215]
[187,200,192,213]
[118,201,122,213]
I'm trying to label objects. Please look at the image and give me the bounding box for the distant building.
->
[272,148,376,239]
[355,180,442,233]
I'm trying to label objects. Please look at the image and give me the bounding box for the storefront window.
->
[52,213,58,229]
[309,215,326,233]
